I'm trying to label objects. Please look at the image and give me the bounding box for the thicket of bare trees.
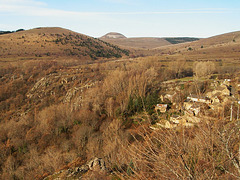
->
[115,116,240,179]
[0,57,239,179]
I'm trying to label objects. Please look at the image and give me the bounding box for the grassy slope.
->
[154,31,240,63]
[0,27,129,60]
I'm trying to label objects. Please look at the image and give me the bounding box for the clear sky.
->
[0,0,240,38]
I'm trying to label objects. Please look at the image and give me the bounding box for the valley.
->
[0,27,240,179]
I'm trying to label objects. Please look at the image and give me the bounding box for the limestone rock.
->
[43,157,108,180]
[87,158,106,171]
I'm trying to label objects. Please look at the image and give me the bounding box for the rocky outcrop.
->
[26,70,99,107]
[87,157,106,171]
[26,73,62,99]
[63,87,81,103]
[44,158,109,180]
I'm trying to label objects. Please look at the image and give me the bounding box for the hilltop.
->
[0,27,129,61]
[101,32,126,39]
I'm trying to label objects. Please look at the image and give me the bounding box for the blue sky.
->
[0,0,240,38]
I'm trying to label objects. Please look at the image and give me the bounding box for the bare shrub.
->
[102,68,157,115]
[72,125,91,154]
[193,61,216,77]
[41,146,64,173]
[101,119,128,165]
[35,103,74,136]
[123,117,240,179]
[169,59,187,78]
[2,156,17,179]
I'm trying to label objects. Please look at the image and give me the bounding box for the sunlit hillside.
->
[0,27,129,60]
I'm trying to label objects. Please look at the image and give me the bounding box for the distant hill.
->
[164,37,200,44]
[101,32,126,39]
[159,31,240,51]
[0,27,129,60]
[100,32,199,49]
[155,30,240,62]
[0,29,25,35]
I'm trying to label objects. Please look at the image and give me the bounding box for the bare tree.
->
[193,61,216,78]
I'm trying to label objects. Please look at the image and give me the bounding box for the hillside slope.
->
[0,27,129,60]
[101,37,172,49]
[156,30,240,62]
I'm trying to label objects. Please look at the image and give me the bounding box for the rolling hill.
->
[0,27,129,60]
[156,30,240,62]
[100,32,200,49]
